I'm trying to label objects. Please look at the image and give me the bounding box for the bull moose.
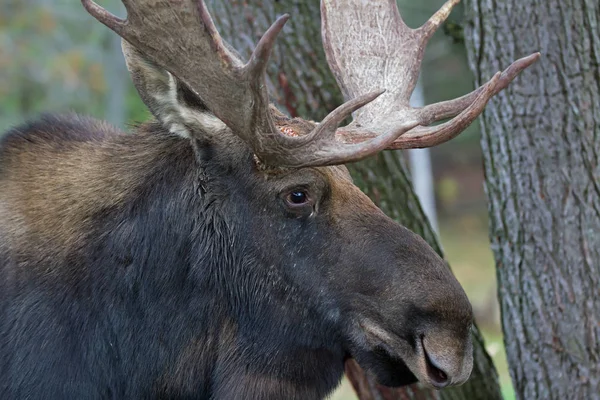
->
[0,0,538,398]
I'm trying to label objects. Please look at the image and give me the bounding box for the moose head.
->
[0,0,538,398]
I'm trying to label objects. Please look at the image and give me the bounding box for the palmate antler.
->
[82,0,539,168]
[322,0,540,150]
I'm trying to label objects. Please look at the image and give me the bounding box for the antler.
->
[82,0,539,167]
[321,0,540,150]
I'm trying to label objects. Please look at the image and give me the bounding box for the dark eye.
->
[286,190,309,205]
[281,187,317,216]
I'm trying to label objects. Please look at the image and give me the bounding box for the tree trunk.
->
[464,0,600,398]
[207,1,502,399]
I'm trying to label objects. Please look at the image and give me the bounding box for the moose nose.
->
[420,334,473,388]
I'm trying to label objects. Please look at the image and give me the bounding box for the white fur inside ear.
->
[152,73,227,138]
[179,107,228,135]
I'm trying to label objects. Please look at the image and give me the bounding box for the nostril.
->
[427,360,448,385]
[421,337,450,388]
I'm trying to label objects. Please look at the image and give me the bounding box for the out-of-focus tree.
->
[464,0,600,398]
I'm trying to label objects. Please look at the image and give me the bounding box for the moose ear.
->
[122,39,227,138]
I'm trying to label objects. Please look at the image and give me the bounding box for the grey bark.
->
[464,0,600,398]
[207,1,502,399]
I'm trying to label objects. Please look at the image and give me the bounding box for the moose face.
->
[212,152,474,389]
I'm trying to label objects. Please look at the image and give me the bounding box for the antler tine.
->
[81,0,126,34]
[414,53,541,123]
[418,0,460,41]
[244,15,290,80]
[307,90,386,142]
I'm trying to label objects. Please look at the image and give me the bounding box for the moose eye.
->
[283,188,313,212]
[288,191,308,204]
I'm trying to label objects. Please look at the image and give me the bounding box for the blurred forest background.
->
[0,0,513,398]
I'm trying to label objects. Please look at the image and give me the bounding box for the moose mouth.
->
[352,321,453,389]
[355,344,419,388]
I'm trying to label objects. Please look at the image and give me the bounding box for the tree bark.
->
[464,0,600,398]
[207,1,502,399]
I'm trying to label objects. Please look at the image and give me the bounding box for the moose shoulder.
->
[0,0,538,399]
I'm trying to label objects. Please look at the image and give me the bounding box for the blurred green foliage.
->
[0,0,147,129]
